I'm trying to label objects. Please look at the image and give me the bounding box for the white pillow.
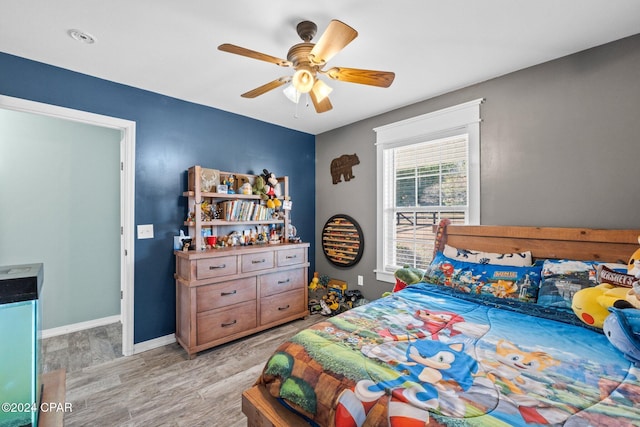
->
[443,244,533,267]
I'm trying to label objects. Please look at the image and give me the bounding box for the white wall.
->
[0,108,121,329]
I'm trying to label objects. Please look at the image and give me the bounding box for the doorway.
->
[0,95,135,356]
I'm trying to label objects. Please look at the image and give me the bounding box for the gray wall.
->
[0,108,121,329]
[316,33,640,300]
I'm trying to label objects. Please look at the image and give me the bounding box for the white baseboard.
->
[133,334,176,354]
[42,315,121,339]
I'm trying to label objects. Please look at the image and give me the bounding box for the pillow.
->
[443,244,532,267]
[423,252,542,302]
[536,259,629,311]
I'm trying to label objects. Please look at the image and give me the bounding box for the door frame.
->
[0,94,136,356]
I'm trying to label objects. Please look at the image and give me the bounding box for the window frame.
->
[374,99,483,283]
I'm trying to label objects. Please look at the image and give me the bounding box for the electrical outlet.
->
[137,224,154,239]
[357,275,364,286]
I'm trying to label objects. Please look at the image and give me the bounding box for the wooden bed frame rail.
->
[440,225,639,264]
[243,224,640,426]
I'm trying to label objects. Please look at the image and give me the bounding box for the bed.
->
[242,224,640,426]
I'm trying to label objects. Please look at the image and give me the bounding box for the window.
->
[374,99,482,283]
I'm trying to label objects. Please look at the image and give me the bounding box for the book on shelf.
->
[221,200,275,222]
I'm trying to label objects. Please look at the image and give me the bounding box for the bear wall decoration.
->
[330,153,360,185]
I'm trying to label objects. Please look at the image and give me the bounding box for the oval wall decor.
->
[322,214,364,267]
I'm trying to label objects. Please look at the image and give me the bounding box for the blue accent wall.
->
[0,52,316,343]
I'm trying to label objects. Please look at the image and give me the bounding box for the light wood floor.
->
[58,316,321,426]
[42,322,123,374]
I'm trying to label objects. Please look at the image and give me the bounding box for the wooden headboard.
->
[437,224,640,264]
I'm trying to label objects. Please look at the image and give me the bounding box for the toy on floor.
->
[345,290,364,308]
[308,273,333,315]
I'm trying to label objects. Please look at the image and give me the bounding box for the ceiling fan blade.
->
[324,67,395,88]
[309,20,358,66]
[218,43,292,67]
[309,84,333,113]
[241,77,290,98]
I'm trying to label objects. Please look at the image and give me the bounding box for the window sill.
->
[374,270,394,284]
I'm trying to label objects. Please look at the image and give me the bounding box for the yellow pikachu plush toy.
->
[572,284,620,329]
[572,236,640,328]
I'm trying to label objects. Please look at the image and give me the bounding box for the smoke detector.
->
[68,29,96,44]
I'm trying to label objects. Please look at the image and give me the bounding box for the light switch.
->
[137,224,154,239]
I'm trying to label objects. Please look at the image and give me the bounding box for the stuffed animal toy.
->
[603,307,640,366]
[571,284,623,329]
[628,235,640,298]
[572,238,640,327]
[629,236,640,277]
[309,272,321,291]
[383,265,425,297]
[596,265,640,309]
[252,175,267,198]
[600,237,640,363]
[260,168,282,209]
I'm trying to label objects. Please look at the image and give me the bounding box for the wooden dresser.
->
[174,242,309,358]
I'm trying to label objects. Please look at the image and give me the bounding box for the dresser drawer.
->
[277,247,305,267]
[241,251,274,273]
[196,277,256,313]
[260,288,305,325]
[196,255,237,279]
[260,268,304,297]
[197,300,257,345]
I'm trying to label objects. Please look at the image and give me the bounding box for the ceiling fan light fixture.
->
[312,79,333,102]
[283,84,300,103]
[219,19,393,114]
[292,67,314,93]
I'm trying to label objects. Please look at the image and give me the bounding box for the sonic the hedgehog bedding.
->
[257,283,640,426]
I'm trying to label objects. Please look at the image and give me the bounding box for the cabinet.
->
[184,165,292,251]
[175,165,308,358]
[174,243,309,357]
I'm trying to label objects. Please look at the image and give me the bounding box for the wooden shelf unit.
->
[185,165,290,250]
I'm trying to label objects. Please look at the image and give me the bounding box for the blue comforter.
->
[259,283,640,426]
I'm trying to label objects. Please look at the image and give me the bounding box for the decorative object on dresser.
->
[175,165,308,358]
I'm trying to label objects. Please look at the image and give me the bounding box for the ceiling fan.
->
[218,20,395,113]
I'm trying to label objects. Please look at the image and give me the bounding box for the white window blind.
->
[383,135,469,272]
[375,99,482,283]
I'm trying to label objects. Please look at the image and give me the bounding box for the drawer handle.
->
[251,259,266,264]
[278,304,290,311]
[209,264,226,270]
[286,255,297,259]
[277,279,290,284]
[221,290,237,296]
[221,320,237,327]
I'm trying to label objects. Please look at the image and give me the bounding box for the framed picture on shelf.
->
[200,168,219,192]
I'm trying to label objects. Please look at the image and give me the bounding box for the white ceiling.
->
[1,1,639,135]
